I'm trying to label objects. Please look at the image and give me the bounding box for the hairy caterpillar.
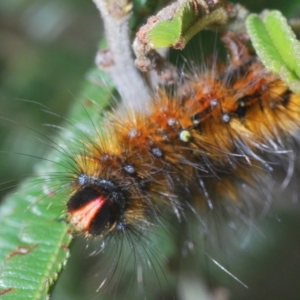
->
[63,32,300,299]
[0,0,300,300]
[68,31,299,236]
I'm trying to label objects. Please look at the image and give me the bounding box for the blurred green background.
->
[1,0,300,300]
[0,0,102,197]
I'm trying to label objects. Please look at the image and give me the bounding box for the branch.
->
[93,0,151,112]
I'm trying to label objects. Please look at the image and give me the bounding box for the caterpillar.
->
[67,30,300,239]
[63,30,300,298]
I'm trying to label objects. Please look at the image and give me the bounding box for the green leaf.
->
[147,0,227,49]
[0,69,113,299]
[264,11,300,78]
[246,11,300,94]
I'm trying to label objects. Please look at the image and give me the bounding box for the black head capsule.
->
[67,175,126,236]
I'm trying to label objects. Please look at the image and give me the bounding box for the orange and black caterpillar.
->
[66,32,300,241]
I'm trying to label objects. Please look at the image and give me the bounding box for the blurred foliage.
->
[0,0,102,198]
[0,0,300,300]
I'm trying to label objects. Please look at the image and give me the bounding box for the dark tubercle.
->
[280,89,292,106]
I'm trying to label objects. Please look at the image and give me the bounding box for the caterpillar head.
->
[67,174,126,236]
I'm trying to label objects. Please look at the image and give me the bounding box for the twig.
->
[93,0,151,112]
